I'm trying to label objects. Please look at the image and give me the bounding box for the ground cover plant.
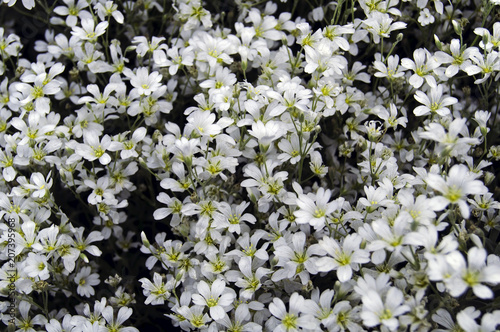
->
[1,0,500,331]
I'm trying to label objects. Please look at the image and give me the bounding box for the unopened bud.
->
[434,34,443,51]
[80,253,89,263]
[141,231,151,248]
[152,130,162,144]
[452,20,462,36]
[484,171,495,185]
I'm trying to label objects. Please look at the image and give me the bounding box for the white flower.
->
[245,9,284,41]
[474,22,500,51]
[432,308,461,331]
[272,232,322,285]
[418,8,435,26]
[225,256,270,299]
[464,49,500,84]
[359,185,392,212]
[124,67,163,96]
[74,266,100,297]
[139,272,171,305]
[153,45,195,75]
[443,247,500,299]
[268,293,319,332]
[401,48,439,88]
[413,84,457,116]
[101,306,139,332]
[418,118,480,158]
[24,252,50,280]
[316,234,370,282]
[212,201,256,234]
[457,307,500,332]
[108,127,147,159]
[75,133,113,165]
[71,18,108,42]
[95,1,124,24]
[426,164,488,218]
[248,120,286,148]
[14,75,62,115]
[191,279,235,320]
[360,288,409,331]
[22,172,53,198]
[294,187,338,230]
[363,12,406,44]
[434,39,476,78]
[84,176,115,205]
[175,305,211,330]
[4,0,35,9]
[53,0,91,27]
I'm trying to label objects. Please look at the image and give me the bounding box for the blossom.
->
[84,176,115,205]
[457,307,500,331]
[363,12,406,44]
[401,48,439,88]
[248,120,287,148]
[74,266,100,297]
[108,127,147,159]
[272,232,322,285]
[413,84,457,116]
[441,247,500,299]
[316,234,370,282]
[191,279,235,320]
[14,74,63,115]
[268,293,319,332]
[139,272,171,305]
[464,50,500,84]
[71,18,108,42]
[426,164,488,218]
[434,39,476,78]
[101,306,139,332]
[95,1,124,24]
[124,67,163,96]
[22,172,52,198]
[474,22,500,50]
[294,187,338,229]
[418,8,435,26]
[74,133,113,165]
[225,256,270,299]
[24,252,50,280]
[418,118,480,158]
[360,287,410,331]
[212,201,256,234]
[53,0,91,27]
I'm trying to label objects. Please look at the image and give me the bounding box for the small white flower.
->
[124,67,163,96]
[24,252,50,280]
[268,293,319,332]
[413,84,457,117]
[316,234,370,282]
[426,164,488,218]
[74,266,100,297]
[71,18,108,42]
[294,187,338,230]
[191,279,235,320]
[361,288,409,331]
[139,272,171,305]
[418,8,435,26]
[75,133,113,165]
[22,172,52,198]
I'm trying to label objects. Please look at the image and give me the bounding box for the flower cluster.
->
[1,0,500,331]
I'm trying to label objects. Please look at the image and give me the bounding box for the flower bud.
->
[141,231,151,248]
[452,20,462,36]
[434,34,443,51]
[484,171,495,185]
